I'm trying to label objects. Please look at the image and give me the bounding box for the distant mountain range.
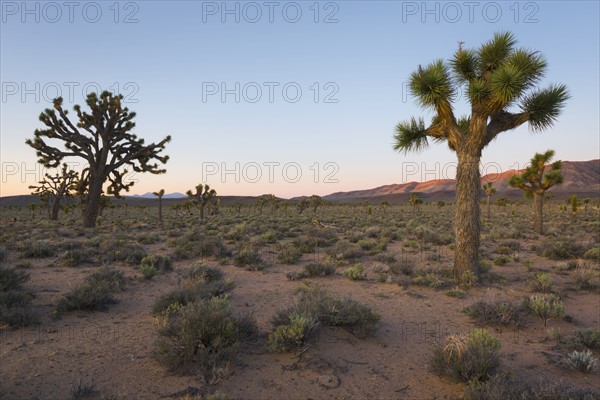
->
[131,192,186,199]
[1,160,598,207]
[322,159,600,203]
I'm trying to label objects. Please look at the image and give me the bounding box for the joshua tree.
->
[26,92,171,228]
[265,194,278,214]
[28,164,78,220]
[310,195,324,213]
[255,196,268,214]
[27,203,37,219]
[153,189,165,222]
[482,182,497,220]
[570,194,579,216]
[380,201,390,213]
[393,32,568,277]
[509,150,563,234]
[186,184,217,221]
[409,193,423,212]
[296,197,310,214]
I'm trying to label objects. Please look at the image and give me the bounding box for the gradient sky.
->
[1,1,599,198]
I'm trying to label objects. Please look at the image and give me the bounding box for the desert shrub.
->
[277,243,303,264]
[375,252,396,264]
[304,261,336,277]
[530,272,555,293]
[154,297,258,384]
[564,350,598,373]
[20,240,55,258]
[465,374,600,400]
[139,254,173,279]
[99,238,146,265]
[171,232,225,260]
[328,240,363,261]
[0,282,38,327]
[573,263,600,290]
[412,268,451,289]
[269,288,379,352]
[137,233,161,244]
[0,265,29,292]
[224,224,247,241]
[534,240,586,260]
[430,329,501,383]
[60,246,90,267]
[152,266,234,315]
[233,243,263,269]
[525,293,565,326]
[261,230,281,244]
[493,256,511,266]
[343,263,366,281]
[56,267,125,313]
[459,270,478,289]
[583,247,600,261]
[463,301,522,327]
[188,264,224,282]
[554,260,578,271]
[303,226,338,248]
[268,314,318,352]
[286,261,336,281]
[389,257,414,275]
[569,328,600,350]
[446,287,466,298]
[71,378,96,399]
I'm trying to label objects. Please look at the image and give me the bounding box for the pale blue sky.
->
[1,1,598,197]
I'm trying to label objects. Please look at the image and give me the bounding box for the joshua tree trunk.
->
[534,192,544,234]
[199,204,205,221]
[51,198,62,220]
[83,176,103,228]
[486,196,491,220]
[158,198,163,222]
[454,151,481,278]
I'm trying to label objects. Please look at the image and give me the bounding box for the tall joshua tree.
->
[153,189,165,222]
[509,150,563,234]
[29,163,78,220]
[393,32,568,277]
[186,183,216,221]
[482,182,496,220]
[26,92,171,228]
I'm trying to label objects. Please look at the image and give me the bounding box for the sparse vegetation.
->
[564,350,598,373]
[525,293,565,326]
[269,288,380,352]
[55,267,125,314]
[464,300,522,327]
[154,297,257,384]
[430,329,501,383]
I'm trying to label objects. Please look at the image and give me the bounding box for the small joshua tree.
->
[153,189,165,222]
[186,183,217,221]
[409,193,423,212]
[29,164,79,220]
[509,150,563,234]
[482,182,496,220]
[310,195,324,214]
[296,197,310,214]
[255,196,268,214]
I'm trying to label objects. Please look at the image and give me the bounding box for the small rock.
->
[318,374,340,388]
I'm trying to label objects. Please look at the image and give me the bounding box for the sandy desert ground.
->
[1,201,599,400]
